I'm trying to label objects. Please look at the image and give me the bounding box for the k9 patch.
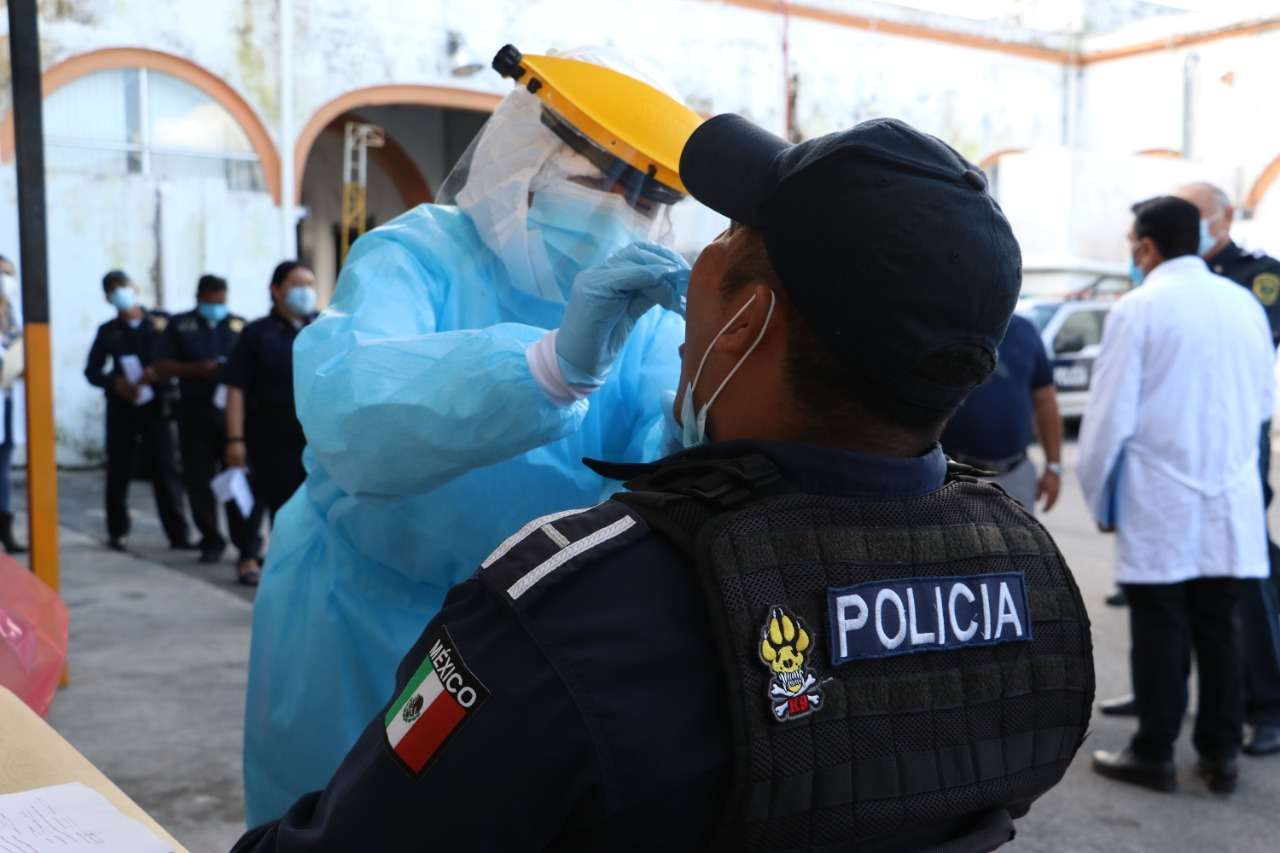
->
[384,626,488,774]
[827,572,1031,666]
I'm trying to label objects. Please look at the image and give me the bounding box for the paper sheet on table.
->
[211,466,253,517]
[212,384,228,410]
[0,782,172,852]
[118,355,154,407]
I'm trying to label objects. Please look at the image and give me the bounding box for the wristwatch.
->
[1045,462,1063,476]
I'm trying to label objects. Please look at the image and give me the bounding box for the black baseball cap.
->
[679,114,1022,414]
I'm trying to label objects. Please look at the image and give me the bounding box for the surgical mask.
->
[526,182,653,301]
[1198,217,1219,257]
[1128,260,1145,286]
[197,302,229,324]
[0,274,16,302]
[109,287,136,311]
[284,285,317,316]
[679,290,777,449]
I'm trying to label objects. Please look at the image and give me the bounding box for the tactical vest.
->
[597,453,1095,853]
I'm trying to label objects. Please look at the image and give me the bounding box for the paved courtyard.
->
[28,448,1280,852]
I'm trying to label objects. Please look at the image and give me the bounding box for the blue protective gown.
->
[243,205,683,825]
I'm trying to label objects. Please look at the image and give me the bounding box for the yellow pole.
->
[9,0,64,681]
[24,324,59,593]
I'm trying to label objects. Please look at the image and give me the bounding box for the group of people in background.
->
[1080,184,1280,794]
[930,178,1280,795]
[82,262,317,585]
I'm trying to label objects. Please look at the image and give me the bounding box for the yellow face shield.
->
[492,45,704,206]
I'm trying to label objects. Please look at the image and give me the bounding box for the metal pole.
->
[279,0,297,258]
[7,0,61,595]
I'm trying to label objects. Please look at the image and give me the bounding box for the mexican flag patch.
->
[384,626,488,774]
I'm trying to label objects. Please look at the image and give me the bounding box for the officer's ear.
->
[713,282,777,360]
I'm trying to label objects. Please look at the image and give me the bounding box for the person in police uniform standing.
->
[153,274,247,564]
[1182,182,1280,757]
[223,261,317,585]
[232,116,1093,853]
[83,270,192,552]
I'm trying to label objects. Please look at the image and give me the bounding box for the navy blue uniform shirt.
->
[153,309,245,412]
[941,314,1052,462]
[232,441,947,853]
[83,309,172,410]
[223,309,309,447]
[1207,240,1280,344]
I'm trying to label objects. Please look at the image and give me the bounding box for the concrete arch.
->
[1244,155,1280,216]
[317,122,434,208]
[977,148,1025,172]
[294,85,501,204]
[0,47,282,204]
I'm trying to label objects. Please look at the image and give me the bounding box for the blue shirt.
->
[942,314,1052,461]
[232,441,946,853]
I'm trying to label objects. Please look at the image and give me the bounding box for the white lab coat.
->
[1078,255,1275,585]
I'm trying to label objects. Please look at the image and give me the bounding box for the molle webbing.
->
[616,469,1093,853]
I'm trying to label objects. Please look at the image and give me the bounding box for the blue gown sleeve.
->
[294,233,589,497]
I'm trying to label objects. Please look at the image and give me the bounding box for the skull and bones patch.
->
[758,606,828,723]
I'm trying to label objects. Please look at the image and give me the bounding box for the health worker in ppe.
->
[242,45,703,825]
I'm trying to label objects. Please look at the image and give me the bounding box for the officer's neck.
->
[707,363,933,459]
[118,306,143,323]
[1206,237,1233,263]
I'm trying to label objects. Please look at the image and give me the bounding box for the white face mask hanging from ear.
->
[679,290,777,449]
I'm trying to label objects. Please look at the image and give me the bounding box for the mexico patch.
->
[384,626,488,774]
[827,573,1031,666]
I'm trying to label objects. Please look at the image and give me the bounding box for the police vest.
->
[597,453,1095,853]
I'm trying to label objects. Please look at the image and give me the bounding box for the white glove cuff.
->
[527,330,593,407]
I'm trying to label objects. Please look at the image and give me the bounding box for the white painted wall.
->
[5,1,1280,460]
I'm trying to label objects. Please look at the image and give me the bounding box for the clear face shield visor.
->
[438,100,691,302]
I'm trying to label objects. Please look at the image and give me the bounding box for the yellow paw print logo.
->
[758,606,827,722]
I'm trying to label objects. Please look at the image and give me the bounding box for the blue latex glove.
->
[555,242,690,389]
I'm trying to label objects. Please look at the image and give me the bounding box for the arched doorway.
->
[0,48,281,462]
[294,86,498,298]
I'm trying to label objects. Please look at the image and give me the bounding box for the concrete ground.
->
[24,448,1280,852]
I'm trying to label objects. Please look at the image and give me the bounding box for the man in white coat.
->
[1080,196,1275,795]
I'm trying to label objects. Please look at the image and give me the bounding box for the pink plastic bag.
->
[0,555,68,716]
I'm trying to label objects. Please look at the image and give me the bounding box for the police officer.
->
[83,270,192,552]
[1100,183,1280,757]
[1182,182,1280,757]
[223,261,316,585]
[232,116,1093,852]
[152,274,247,564]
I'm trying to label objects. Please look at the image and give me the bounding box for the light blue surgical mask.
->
[679,290,776,449]
[1128,260,1145,286]
[1198,217,1219,257]
[197,302,229,324]
[109,287,136,312]
[527,182,652,301]
[284,285,317,317]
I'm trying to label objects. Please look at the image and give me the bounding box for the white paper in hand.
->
[118,355,144,383]
[0,782,172,852]
[118,355,154,407]
[211,467,254,517]
[212,384,228,410]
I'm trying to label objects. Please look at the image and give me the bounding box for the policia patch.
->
[383,626,488,775]
[1254,272,1280,306]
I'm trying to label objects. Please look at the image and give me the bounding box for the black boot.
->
[0,512,27,554]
